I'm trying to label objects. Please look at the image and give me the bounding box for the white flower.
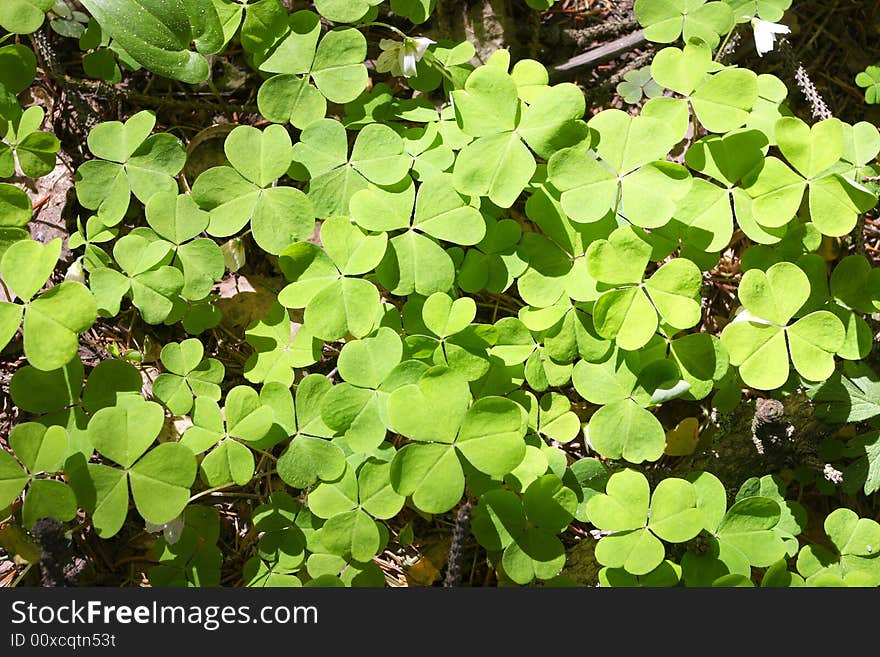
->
[145,516,185,545]
[375,36,435,78]
[751,18,790,57]
[401,36,434,78]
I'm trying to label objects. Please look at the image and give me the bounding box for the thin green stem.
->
[422,50,462,91]
[12,563,33,587]
[714,27,736,62]
[359,21,408,39]
[189,483,236,503]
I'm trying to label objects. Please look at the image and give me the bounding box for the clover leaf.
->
[276,374,346,489]
[319,328,407,451]
[796,508,880,586]
[721,261,846,389]
[2,423,78,528]
[650,42,758,133]
[635,0,735,48]
[180,385,278,487]
[616,67,664,105]
[471,477,575,585]
[451,63,587,207]
[548,109,690,227]
[75,110,186,226]
[244,302,322,387]
[573,349,684,463]
[680,471,787,583]
[0,237,97,371]
[0,106,60,178]
[152,339,224,416]
[70,395,196,537]
[388,367,527,513]
[352,173,485,296]
[584,226,702,350]
[308,460,401,561]
[586,469,703,576]
[290,118,411,218]
[670,128,768,253]
[256,11,368,128]
[190,124,315,255]
[743,117,877,236]
[88,229,184,324]
[144,192,225,300]
[277,220,384,341]
[400,293,495,381]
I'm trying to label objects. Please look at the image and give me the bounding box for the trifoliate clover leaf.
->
[685,471,787,578]
[650,42,758,133]
[0,238,97,371]
[290,119,411,218]
[71,396,196,536]
[616,66,664,104]
[351,174,484,297]
[668,129,768,252]
[256,11,368,128]
[549,109,689,227]
[75,110,186,226]
[587,469,703,576]
[744,117,877,236]
[180,388,272,487]
[388,368,526,513]
[152,338,224,416]
[585,228,701,350]
[276,374,346,490]
[451,64,587,207]
[856,66,880,104]
[471,480,572,585]
[277,223,383,342]
[244,302,322,387]
[635,0,735,48]
[3,423,77,528]
[796,508,880,586]
[0,106,60,178]
[721,262,846,389]
[572,350,672,463]
[191,124,315,255]
[89,230,184,324]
